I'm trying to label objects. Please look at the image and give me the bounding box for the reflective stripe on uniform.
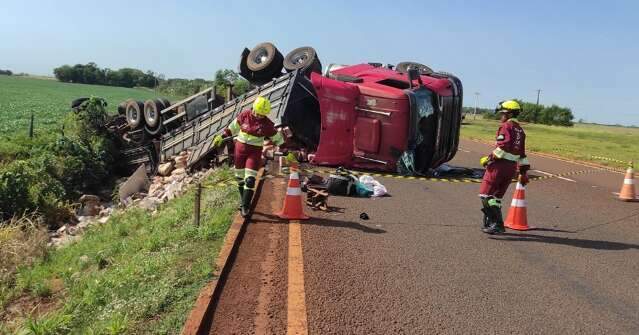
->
[237,130,266,146]
[228,119,240,136]
[245,168,258,177]
[487,198,502,207]
[492,147,520,162]
[234,168,244,179]
[518,156,530,166]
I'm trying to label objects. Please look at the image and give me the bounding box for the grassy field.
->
[0,75,179,138]
[461,118,639,169]
[0,168,237,334]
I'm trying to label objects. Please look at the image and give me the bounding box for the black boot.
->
[236,180,245,209]
[481,207,491,229]
[482,206,505,234]
[240,189,254,218]
[237,185,244,209]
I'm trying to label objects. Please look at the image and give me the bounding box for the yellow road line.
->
[287,220,308,335]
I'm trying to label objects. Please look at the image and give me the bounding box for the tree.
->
[213,69,250,97]
[53,65,74,82]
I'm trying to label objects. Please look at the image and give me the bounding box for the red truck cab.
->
[307,64,462,174]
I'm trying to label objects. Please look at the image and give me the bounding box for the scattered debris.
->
[306,187,329,211]
[359,175,388,197]
[158,161,175,176]
[78,194,101,216]
[359,212,370,220]
[118,164,150,204]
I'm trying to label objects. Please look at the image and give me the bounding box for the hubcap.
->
[253,49,269,64]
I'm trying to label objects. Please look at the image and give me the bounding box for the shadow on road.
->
[492,233,639,251]
[251,212,386,234]
[528,227,576,233]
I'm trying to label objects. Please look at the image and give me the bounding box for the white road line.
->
[458,148,471,153]
[532,169,576,183]
[532,169,554,176]
[557,176,577,183]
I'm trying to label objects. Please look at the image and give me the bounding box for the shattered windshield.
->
[398,87,435,175]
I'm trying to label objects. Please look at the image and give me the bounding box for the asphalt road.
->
[208,139,639,334]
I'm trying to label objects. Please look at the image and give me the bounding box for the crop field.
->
[461,118,639,169]
[0,75,180,137]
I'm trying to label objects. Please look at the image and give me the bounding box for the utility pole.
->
[535,89,541,107]
[473,92,480,120]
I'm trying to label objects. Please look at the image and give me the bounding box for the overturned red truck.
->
[115,42,462,175]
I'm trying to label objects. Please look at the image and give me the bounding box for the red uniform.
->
[224,109,284,197]
[479,119,529,199]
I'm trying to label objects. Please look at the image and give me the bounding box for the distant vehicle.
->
[110,42,463,175]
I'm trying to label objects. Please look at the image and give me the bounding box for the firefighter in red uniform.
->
[479,100,530,234]
[212,96,285,217]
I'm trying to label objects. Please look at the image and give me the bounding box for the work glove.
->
[479,156,491,167]
[519,173,529,186]
[286,152,299,164]
[211,134,224,148]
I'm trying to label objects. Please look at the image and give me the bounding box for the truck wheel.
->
[247,42,284,74]
[284,47,322,75]
[143,99,164,128]
[396,62,433,75]
[126,100,145,129]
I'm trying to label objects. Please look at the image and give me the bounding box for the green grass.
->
[0,75,179,138]
[461,118,639,169]
[0,167,237,334]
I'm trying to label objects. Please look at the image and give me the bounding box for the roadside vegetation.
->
[0,97,123,225]
[0,168,236,334]
[461,118,639,169]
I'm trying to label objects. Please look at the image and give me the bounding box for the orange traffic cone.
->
[619,162,637,202]
[276,163,309,220]
[504,181,532,231]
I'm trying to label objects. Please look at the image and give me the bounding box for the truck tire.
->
[126,100,145,129]
[143,99,163,128]
[117,101,128,115]
[70,97,89,109]
[396,62,433,75]
[284,46,322,75]
[160,98,171,110]
[247,42,283,73]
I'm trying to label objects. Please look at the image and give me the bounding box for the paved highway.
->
[208,139,639,334]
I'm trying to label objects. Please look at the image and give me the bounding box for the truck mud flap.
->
[430,73,463,168]
[159,70,320,168]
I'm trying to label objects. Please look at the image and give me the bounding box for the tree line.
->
[54,63,158,88]
[0,69,13,75]
[465,100,575,127]
[52,63,251,98]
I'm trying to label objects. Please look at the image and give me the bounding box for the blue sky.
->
[1,0,638,125]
